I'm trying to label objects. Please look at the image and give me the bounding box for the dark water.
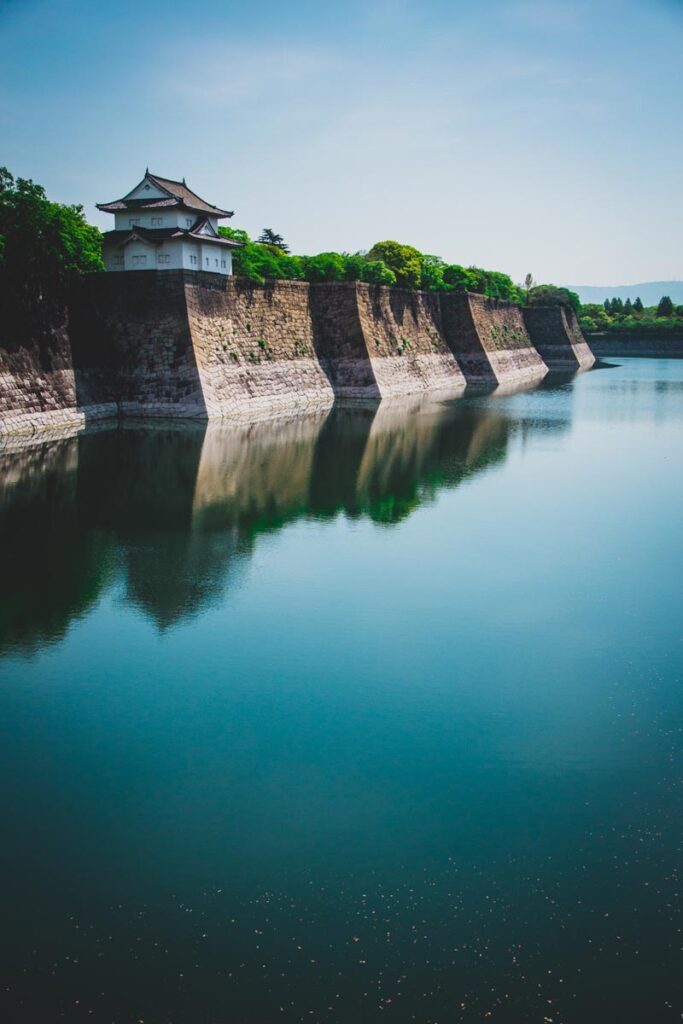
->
[0,359,681,1023]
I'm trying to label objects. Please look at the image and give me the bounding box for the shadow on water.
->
[0,390,573,649]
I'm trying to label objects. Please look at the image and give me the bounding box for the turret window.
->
[151,217,163,226]
[157,254,170,264]
[132,255,147,266]
[129,218,140,226]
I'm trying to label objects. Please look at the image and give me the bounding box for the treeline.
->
[0,167,103,345]
[220,227,526,299]
[220,227,577,308]
[580,294,683,334]
[0,168,103,300]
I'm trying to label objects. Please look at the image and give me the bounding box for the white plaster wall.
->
[103,245,125,272]
[103,239,231,273]
[122,240,155,271]
[113,209,199,231]
[198,242,231,275]
[182,241,202,270]
[124,178,168,201]
[152,242,184,270]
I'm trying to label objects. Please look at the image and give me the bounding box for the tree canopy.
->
[366,241,423,290]
[579,294,683,335]
[256,228,289,252]
[219,227,532,301]
[0,167,103,304]
[527,284,581,313]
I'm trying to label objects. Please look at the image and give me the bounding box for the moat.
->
[0,359,682,1023]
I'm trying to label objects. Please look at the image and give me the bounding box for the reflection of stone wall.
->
[192,409,332,527]
[0,392,575,643]
[0,272,596,435]
[524,305,595,371]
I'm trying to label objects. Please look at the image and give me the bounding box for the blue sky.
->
[0,0,681,285]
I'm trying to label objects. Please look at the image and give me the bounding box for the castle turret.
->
[97,171,240,275]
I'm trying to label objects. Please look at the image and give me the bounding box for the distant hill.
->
[567,281,683,306]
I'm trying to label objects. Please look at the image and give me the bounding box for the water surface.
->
[0,359,682,1022]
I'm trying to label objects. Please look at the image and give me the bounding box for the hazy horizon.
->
[1,0,681,287]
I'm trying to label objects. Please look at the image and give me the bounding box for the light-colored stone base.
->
[0,402,117,440]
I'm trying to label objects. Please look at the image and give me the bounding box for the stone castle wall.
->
[0,303,115,436]
[440,293,547,385]
[72,271,206,418]
[185,276,335,415]
[355,284,467,396]
[587,336,683,358]
[0,271,596,436]
[523,305,595,371]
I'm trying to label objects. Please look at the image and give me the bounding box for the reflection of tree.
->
[0,392,573,645]
[0,437,113,653]
[355,397,510,524]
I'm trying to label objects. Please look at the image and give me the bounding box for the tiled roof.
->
[103,225,242,248]
[148,174,233,217]
[97,197,179,212]
[97,172,234,217]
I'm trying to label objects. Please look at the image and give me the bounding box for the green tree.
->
[301,252,346,283]
[604,298,611,313]
[341,253,396,285]
[523,273,535,302]
[219,225,251,245]
[362,260,395,284]
[657,295,674,317]
[366,240,423,290]
[420,255,448,291]
[257,228,289,252]
[582,303,610,328]
[527,284,581,313]
[219,226,305,283]
[633,296,643,313]
[0,167,103,301]
[359,260,396,285]
[482,270,524,302]
[442,264,476,291]
[624,297,632,314]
